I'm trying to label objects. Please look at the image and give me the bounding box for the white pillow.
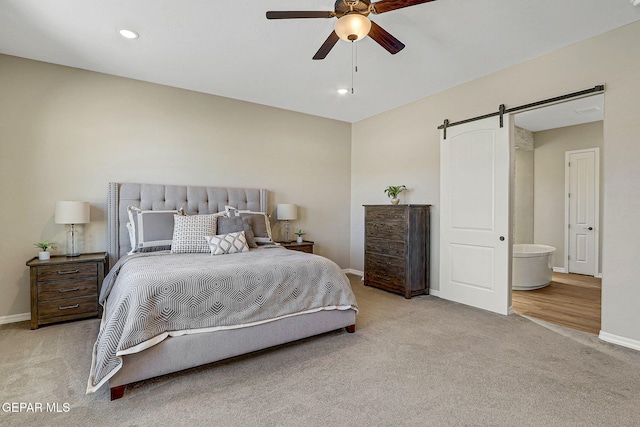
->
[205,231,250,255]
[171,214,220,254]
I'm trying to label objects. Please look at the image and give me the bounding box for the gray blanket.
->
[87,247,358,392]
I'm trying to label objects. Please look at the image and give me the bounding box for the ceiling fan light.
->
[334,13,371,42]
[118,29,139,39]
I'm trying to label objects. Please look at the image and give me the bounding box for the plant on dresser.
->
[363,204,430,298]
[34,241,56,261]
[26,252,107,329]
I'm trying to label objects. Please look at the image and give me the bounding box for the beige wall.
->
[0,55,352,320]
[351,21,640,347]
[533,122,604,270]
[514,126,535,244]
[514,148,534,244]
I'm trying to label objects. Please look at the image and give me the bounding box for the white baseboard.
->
[553,267,603,278]
[599,331,640,352]
[0,312,30,325]
[343,269,363,277]
[429,288,440,297]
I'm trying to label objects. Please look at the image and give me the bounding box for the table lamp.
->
[276,204,297,243]
[55,201,90,256]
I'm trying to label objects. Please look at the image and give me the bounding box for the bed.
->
[87,182,358,400]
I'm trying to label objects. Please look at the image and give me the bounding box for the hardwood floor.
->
[512,272,601,334]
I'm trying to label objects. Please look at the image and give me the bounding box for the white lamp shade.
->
[334,13,371,42]
[277,204,298,221]
[55,201,90,224]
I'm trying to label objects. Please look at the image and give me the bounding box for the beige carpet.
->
[1,274,640,426]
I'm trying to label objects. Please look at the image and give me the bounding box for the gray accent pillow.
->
[216,216,257,248]
[223,206,273,243]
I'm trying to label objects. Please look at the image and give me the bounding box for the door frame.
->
[564,147,600,277]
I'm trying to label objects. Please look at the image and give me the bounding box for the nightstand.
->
[26,252,107,329]
[278,241,314,254]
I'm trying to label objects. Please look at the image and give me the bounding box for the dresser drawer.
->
[37,263,97,282]
[365,207,407,222]
[365,255,405,277]
[366,238,406,258]
[37,279,98,302]
[365,270,405,293]
[38,295,98,321]
[365,221,406,238]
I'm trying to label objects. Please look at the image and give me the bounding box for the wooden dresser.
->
[363,205,430,298]
[26,252,107,329]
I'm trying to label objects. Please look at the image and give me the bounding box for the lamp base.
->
[66,224,83,257]
[284,220,292,243]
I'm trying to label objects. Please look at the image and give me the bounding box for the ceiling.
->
[1,0,639,123]
[514,94,604,132]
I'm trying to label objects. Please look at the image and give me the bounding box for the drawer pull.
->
[58,304,80,310]
[375,275,391,281]
[57,269,79,275]
[57,287,80,293]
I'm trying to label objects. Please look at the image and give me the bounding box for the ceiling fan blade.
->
[368,21,405,54]
[313,31,340,60]
[266,11,335,19]
[371,0,436,15]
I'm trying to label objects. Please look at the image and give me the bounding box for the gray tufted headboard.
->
[107,182,268,267]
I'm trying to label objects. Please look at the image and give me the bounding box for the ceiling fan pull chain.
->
[351,41,355,94]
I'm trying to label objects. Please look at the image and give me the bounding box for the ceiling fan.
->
[266,0,437,60]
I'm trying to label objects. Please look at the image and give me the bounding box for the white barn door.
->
[440,116,512,315]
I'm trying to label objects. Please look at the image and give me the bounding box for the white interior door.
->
[440,116,512,315]
[566,148,599,276]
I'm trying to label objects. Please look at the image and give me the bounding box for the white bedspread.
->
[87,247,358,393]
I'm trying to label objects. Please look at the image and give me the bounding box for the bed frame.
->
[105,182,356,400]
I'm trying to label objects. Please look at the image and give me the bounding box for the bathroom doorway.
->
[512,94,604,334]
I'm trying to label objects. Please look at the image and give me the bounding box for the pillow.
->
[225,206,273,244]
[205,231,249,255]
[171,213,221,254]
[216,216,257,248]
[127,206,178,254]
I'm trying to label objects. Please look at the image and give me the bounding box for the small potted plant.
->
[294,229,306,243]
[34,241,56,261]
[384,185,407,205]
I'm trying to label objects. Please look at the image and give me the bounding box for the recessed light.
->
[337,88,349,95]
[118,29,139,39]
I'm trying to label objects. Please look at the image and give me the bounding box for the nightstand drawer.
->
[37,263,97,282]
[278,241,314,254]
[37,279,98,302]
[38,295,98,321]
